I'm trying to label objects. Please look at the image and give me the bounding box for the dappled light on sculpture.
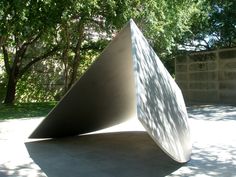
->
[30,19,191,163]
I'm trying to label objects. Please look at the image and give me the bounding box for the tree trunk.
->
[68,22,85,89]
[4,72,17,104]
[2,45,19,104]
[68,51,81,89]
[2,33,58,104]
[62,49,69,93]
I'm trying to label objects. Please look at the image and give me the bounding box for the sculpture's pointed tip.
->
[128,18,138,30]
[129,18,135,24]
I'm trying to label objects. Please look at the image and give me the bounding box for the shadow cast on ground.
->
[25,131,183,177]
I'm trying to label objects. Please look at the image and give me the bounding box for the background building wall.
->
[175,47,236,105]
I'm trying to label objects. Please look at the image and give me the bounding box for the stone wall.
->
[175,47,236,104]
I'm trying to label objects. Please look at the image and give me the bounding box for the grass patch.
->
[0,102,57,120]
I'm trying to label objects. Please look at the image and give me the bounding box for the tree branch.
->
[0,36,5,48]
[68,20,85,88]
[21,32,42,49]
[202,38,211,49]
[19,46,59,78]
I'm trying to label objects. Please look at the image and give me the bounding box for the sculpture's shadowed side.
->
[30,22,136,138]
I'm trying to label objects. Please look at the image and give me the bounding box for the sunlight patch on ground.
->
[0,118,46,177]
[167,106,236,177]
[85,116,145,135]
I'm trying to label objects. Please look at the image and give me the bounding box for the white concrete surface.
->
[169,105,236,177]
[0,105,236,177]
[131,19,191,163]
[0,118,47,177]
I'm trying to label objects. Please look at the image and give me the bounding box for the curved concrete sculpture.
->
[30,19,191,163]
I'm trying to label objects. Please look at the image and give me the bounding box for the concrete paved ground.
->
[0,105,236,177]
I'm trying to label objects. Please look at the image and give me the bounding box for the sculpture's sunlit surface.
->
[30,19,191,163]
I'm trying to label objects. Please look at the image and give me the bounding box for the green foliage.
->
[1,0,233,102]
[0,0,71,103]
[55,0,139,91]
[180,0,236,50]
[207,0,236,48]
[127,0,201,74]
[0,0,68,40]
[16,59,64,103]
[78,51,99,78]
[14,52,98,102]
[0,102,56,120]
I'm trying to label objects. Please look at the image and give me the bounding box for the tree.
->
[128,0,204,72]
[0,0,69,104]
[58,0,202,90]
[56,0,140,92]
[180,0,236,51]
[0,0,209,103]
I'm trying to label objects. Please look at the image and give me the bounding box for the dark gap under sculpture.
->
[30,19,192,163]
